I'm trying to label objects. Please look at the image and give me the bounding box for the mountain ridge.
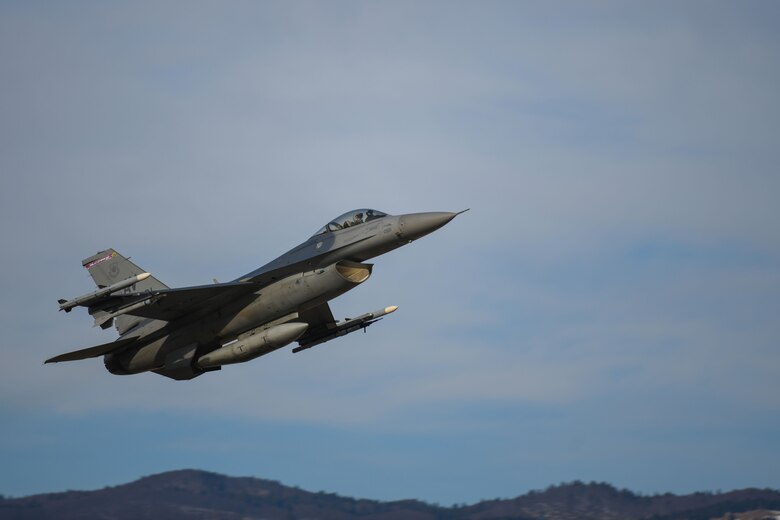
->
[1,469,779,519]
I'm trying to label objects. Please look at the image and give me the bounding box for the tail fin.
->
[82,249,168,335]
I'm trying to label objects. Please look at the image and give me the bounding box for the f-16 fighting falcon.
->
[48,209,465,380]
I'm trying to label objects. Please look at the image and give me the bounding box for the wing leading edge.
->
[87,282,263,323]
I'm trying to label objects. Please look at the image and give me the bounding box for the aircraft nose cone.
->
[399,212,458,241]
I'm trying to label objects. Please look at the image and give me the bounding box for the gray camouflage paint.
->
[49,210,461,380]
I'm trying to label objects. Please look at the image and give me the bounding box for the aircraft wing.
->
[293,303,398,353]
[111,264,325,323]
[88,282,262,323]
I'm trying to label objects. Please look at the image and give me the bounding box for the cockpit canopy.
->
[312,209,389,236]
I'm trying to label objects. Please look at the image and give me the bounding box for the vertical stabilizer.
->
[81,249,168,334]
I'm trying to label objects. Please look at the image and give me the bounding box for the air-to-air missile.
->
[57,273,151,312]
[292,306,398,353]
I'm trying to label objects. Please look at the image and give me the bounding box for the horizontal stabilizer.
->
[45,337,137,364]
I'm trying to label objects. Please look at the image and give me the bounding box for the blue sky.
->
[1,0,779,505]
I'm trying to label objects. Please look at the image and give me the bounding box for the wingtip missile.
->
[58,272,152,312]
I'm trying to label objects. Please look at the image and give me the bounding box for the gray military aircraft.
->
[48,209,464,380]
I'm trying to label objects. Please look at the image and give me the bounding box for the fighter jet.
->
[48,209,465,380]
